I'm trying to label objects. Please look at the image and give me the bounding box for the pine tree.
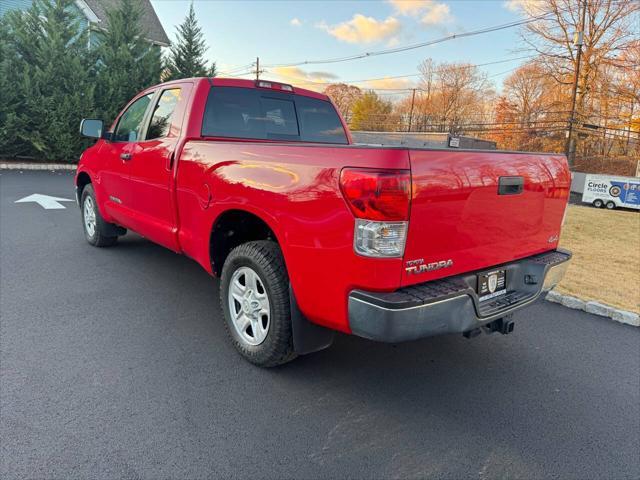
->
[1,0,94,161]
[165,3,216,80]
[94,0,163,125]
[0,16,24,157]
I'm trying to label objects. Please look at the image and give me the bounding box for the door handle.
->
[120,153,132,161]
[498,176,524,195]
[166,151,175,171]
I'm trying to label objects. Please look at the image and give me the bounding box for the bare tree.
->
[431,62,494,132]
[418,58,436,102]
[492,62,566,151]
[517,0,639,118]
[503,62,549,124]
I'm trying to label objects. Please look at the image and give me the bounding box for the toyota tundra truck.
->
[76,77,571,367]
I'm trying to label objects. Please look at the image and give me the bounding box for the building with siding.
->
[0,0,170,48]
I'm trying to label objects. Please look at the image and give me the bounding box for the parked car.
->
[581,173,640,210]
[77,77,572,366]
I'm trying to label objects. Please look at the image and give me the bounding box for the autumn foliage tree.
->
[511,0,640,169]
[491,61,568,152]
[323,84,362,121]
[401,59,495,133]
[350,91,393,131]
[324,84,362,120]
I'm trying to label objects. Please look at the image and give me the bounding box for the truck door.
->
[100,92,155,226]
[127,83,193,251]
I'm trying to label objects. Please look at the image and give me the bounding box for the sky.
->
[150,0,533,95]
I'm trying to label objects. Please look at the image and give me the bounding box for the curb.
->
[546,290,639,327]
[1,163,77,171]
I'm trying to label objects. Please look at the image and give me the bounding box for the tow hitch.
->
[463,315,515,338]
[486,315,515,335]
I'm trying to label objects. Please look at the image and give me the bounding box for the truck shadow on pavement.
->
[4,174,637,479]
[80,233,638,479]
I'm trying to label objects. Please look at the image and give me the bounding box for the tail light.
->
[339,168,410,258]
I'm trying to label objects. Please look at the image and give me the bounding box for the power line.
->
[487,65,521,78]
[223,70,256,78]
[217,63,255,75]
[262,14,554,68]
[286,55,536,88]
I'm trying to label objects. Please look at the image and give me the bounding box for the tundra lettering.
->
[76,77,571,367]
[406,259,454,275]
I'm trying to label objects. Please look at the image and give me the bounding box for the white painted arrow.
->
[15,194,74,210]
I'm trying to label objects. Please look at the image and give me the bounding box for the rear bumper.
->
[348,249,571,342]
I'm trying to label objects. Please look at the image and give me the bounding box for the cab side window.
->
[146,88,182,140]
[113,93,154,142]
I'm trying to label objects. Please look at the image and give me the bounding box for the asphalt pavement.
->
[1,171,639,479]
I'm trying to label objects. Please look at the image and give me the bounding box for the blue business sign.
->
[610,181,640,206]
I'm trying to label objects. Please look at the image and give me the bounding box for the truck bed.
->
[176,140,570,332]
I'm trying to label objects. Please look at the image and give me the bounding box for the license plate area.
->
[477,269,507,301]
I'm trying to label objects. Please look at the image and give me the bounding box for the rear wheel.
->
[593,199,604,208]
[605,201,616,210]
[220,241,296,367]
[81,184,118,247]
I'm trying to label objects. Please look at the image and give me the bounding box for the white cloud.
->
[389,0,431,15]
[362,77,416,90]
[318,14,402,44]
[420,3,451,24]
[271,66,338,91]
[503,0,545,15]
[388,0,453,25]
[387,37,401,47]
[504,0,521,11]
[290,17,302,27]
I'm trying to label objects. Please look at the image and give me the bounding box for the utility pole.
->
[408,89,416,132]
[255,57,260,81]
[565,0,587,168]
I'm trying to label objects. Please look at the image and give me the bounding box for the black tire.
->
[593,199,604,208]
[220,241,297,367]
[80,184,118,247]
[605,201,616,210]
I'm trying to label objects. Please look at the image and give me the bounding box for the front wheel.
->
[593,199,604,208]
[220,241,296,367]
[81,184,118,247]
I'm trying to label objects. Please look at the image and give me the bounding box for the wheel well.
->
[210,210,278,276]
[76,172,91,198]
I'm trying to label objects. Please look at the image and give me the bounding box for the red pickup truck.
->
[77,77,571,366]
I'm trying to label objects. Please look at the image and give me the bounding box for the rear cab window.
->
[202,86,348,144]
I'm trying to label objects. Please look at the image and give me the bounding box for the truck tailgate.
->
[402,149,570,287]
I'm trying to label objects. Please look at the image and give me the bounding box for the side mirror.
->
[80,119,104,139]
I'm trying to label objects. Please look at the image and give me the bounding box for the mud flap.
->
[290,285,334,355]
[102,223,127,237]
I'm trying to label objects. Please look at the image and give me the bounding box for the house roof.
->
[81,0,170,46]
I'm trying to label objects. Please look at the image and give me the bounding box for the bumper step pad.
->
[348,249,571,342]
